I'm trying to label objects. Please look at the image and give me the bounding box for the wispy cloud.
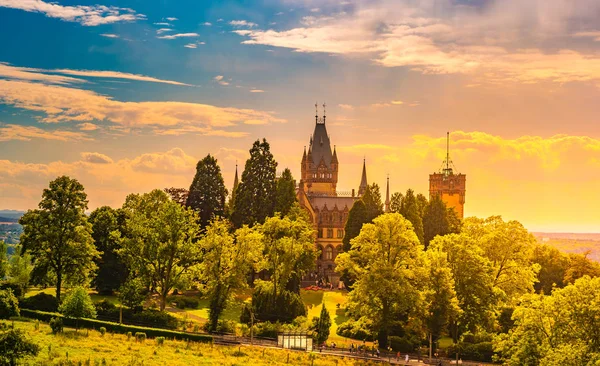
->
[229,20,257,28]
[77,123,99,131]
[157,32,199,40]
[184,42,205,49]
[0,0,145,26]
[156,28,172,35]
[81,152,113,164]
[166,17,178,21]
[249,89,264,93]
[100,33,119,38]
[338,104,354,110]
[153,22,171,26]
[202,22,212,26]
[573,31,600,41]
[0,123,91,142]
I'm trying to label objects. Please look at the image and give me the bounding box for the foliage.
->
[495,276,600,365]
[163,187,189,206]
[89,206,128,295]
[59,286,96,325]
[342,200,368,253]
[199,218,262,331]
[135,332,147,342]
[20,293,58,312]
[0,329,40,365]
[416,193,429,219]
[389,335,420,353]
[156,336,165,345]
[118,276,147,309]
[531,244,569,294]
[99,326,106,336]
[186,154,228,229]
[336,213,425,348]
[258,213,317,296]
[120,189,203,311]
[0,289,19,319]
[231,139,278,228]
[399,189,424,245]
[564,251,600,284]
[6,245,33,296]
[203,319,237,334]
[19,176,99,303]
[94,303,179,329]
[0,241,7,279]
[423,194,450,248]
[336,318,373,341]
[49,317,63,334]
[361,183,384,221]
[310,305,331,344]
[171,296,200,309]
[388,192,403,213]
[0,283,23,299]
[243,281,307,323]
[274,168,297,217]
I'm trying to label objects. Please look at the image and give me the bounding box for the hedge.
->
[20,309,213,343]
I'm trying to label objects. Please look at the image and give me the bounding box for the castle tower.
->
[358,158,368,196]
[300,103,338,196]
[429,132,466,218]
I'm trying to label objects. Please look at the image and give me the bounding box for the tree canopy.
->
[19,176,99,303]
[186,154,228,229]
[423,194,451,248]
[400,189,425,245]
[274,168,297,217]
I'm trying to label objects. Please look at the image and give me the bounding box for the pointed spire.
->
[332,145,338,164]
[358,158,368,196]
[302,146,307,162]
[385,175,390,212]
[231,162,239,203]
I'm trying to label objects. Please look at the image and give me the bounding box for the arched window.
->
[325,246,333,260]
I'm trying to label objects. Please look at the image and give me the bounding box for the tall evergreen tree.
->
[89,206,128,295]
[274,168,297,217]
[19,176,99,303]
[186,154,228,229]
[389,192,403,213]
[231,139,278,228]
[400,189,425,245]
[416,193,429,218]
[423,194,451,248]
[362,183,384,221]
[342,200,368,252]
[311,304,332,344]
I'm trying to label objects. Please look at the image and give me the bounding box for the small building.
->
[278,331,313,351]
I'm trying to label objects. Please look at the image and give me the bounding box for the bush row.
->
[20,309,213,343]
[94,300,179,329]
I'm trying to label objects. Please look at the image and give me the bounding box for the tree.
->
[231,139,278,228]
[59,286,96,329]
[389,192,403,213]
[564,251,600,284]
[0,289,19,319]
[416,193,429,219]
[423,194,450,248]
[19,176,99,303]
[7,245,33,296]
[0,241,7,279]
[447,207,462,233]
[164,187,189,206]
[311,304,332,345]
[362,183,384,221]
[342,200,368,252]
[118,277,146,309]
[275,168,297,217]
[89,206,128,295]
[0,329,40,366]
[400,189,425,245]
[120,189,203,310]
[186,155,228,229]
[495,276,600,365]
[531,244,569,294]
[336,213,425,348]
[200,218,262,331]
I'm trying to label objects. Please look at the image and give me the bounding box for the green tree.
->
[564,251,600,284]
[19,176,99,303]
[0,241,7,279]
[120,189,203,311]
[89,206,128,295]
[389,192,403,213]
[59,286,96,329]
[362,183,384,221]
[231,139,278,228]
[336,213,425,348]
[200,218,263,331]
[0,289,19,319]
[274,168,297,217]
[416,193,429,219]
[118,277,146,309]
[531,244,569,294]
[447,207,462,233]
[311,304,332,345]
[164,187,189,206]
[342,200,368,252]
[186,155,228,229]
[7,245,33,296]
[0,329,40,366]
[423,194,450,248]
[400,189,425,245]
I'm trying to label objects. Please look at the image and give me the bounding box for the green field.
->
[5,319,378,365]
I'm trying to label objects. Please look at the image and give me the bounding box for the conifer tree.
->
[362,183,384,221]
[186,154,228,229]
[342,200,368,252]
[311,304,332,344]
[400,189,425,245]
[389,192,403,213]
[275,168,297,217]
[423,194,451,248]
[231,139,278,227]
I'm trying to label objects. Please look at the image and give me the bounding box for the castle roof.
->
[310,122,333,167]
[309,196,355,211]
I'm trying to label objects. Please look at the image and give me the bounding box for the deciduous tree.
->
[186,155,228,229]
[389,192,403,213]
[0,329,40,366]
[59,286,96,329]
[164,187,189,206]
[19,176,99,303]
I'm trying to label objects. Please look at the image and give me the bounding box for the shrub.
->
[389,336,417,353]
[99,327,106,336]
[135,332,147,342]
[20,293,58,312]
[131,310,178,329]
[0,289,20,319]
[59,287,96,329]
[94,300,116,314]
[126,331,132,340]
[447,332,495,362]
[0,329,40,365]
[336,319,373,341]
[156,336,165,346]
[242,282,306,324]
[172,296,200,309]
[49,317,63,334]
[118,278,146,309]
[0,282,24,298]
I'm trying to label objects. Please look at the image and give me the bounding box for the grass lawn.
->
[438,337,454,349]
[6,319,375,365]
[26,287,122,306]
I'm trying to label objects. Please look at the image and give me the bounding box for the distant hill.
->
[0,210,25,220]
[0,216,19,223]
[533,232,600,262]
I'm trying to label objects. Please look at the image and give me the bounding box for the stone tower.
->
[429,132,466,218]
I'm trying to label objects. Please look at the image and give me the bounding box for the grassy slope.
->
[8,320,375,366]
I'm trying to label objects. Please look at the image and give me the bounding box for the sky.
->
[0,0,599,233]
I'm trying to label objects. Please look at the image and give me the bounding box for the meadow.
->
[7,319,381,366]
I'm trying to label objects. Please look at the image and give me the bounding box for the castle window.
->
[337,229,344,239]
[327,228,333,238]
[333,212,339,222]
[325,246,333,260]
[318,229,323,239]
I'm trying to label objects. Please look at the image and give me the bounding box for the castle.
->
[428,132,466,218]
